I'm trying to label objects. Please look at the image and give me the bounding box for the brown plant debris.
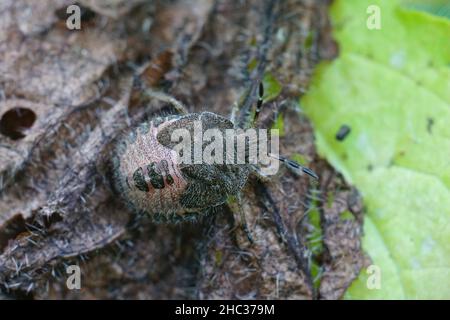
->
[0,0,365,300]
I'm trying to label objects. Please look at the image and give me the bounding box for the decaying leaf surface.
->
[0,0,364,299]
[303,0,450,299]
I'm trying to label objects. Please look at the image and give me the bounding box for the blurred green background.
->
[302,0,450,299]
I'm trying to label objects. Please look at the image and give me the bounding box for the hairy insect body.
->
[113,86,317,223]
[113,113,251,223]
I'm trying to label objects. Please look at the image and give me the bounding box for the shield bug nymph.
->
[112,83,317,232]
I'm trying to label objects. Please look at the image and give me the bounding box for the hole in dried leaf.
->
[0,108,37,140]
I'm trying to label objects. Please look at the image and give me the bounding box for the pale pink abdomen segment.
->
[118,122,187,215]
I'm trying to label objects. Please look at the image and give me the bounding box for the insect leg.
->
[253,82,264,125]
[228,194,254,245]
[144,88,189,115]
[250,164,272,183]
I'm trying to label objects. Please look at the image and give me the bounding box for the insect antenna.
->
[269,154,318,180]
[251,82,318,180]
[253,82,264,125]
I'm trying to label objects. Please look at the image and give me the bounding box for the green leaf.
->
[302,0,450,299]
[262,73,282,102]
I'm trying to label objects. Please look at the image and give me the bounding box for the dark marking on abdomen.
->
[166,174,174,185]
[133,167,149,192]
[147,162,165,189]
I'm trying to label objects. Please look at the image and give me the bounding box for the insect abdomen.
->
[114,119,188,218]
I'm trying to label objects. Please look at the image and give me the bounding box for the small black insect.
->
[427,117,434,134]
[336,124,351,141]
